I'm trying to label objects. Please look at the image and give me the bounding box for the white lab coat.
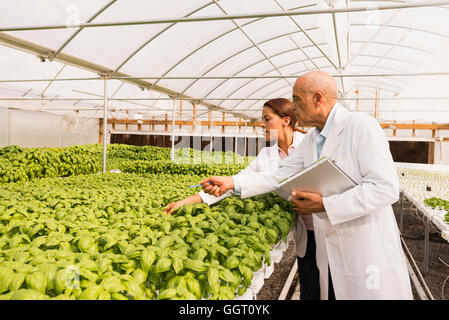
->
[234,104,413,300]
[199,131,308,258]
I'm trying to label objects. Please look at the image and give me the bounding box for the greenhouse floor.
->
[393,200,449,300]
[256,239,297,300]
[256,198,449,300]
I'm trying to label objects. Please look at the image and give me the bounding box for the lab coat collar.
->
[320,103,349,159]
[274,130,303,156]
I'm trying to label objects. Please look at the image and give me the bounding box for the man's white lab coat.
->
[234,104,413,300]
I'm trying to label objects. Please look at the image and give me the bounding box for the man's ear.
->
[314,92,323,107]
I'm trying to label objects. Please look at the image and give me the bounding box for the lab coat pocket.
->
[336,221,391,276]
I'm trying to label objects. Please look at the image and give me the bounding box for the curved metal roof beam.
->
[211,1,294,95]
[149,18,265,93]
[38,1,118,102]
[353,78,405,90]
[189,46,326,108]
[189,59,327,121]
[351,53,419,66]
[351,0,410,3]
[178,28,320,96]
[233,83,294,113]
[223,60,335,112]
[240,76,402,112]
[353,79,403,90]
[7,1,447,31]
[53,0,118,58]
[113,2,215,74]
[347,83,400,94]
[351,40,434,54]
[350,23,449,40]
[272,0,338,70]
[349,64,408,82]
[195,62,335,120]
[147,3,318,95]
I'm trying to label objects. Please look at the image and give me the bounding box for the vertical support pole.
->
[234,119,238,160]
[210,112,213,156]
[59,115,63,147]
[102,77,108,173]
[165,114,168,132]
[244,121,247,157]
[355,88,359,112]
[192,103,196,133]
[399,192,404,233]
[412,120,416,137]
[7,107,11,145]
[423,217,430,274]
[171,98,176,161]
[393,120,397,137]
[152,115,155,131]
[374,89,378,119]
[179,100,183,130]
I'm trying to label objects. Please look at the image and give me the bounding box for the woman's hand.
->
[164,193,202,215]
[200,176,234,197]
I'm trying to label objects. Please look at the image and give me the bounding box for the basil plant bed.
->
[0,173,296,300]
[423,197,449,223]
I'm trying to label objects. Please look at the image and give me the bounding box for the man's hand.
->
[164,194,202,215]
[200,176,234,197]
[290,190,325,214]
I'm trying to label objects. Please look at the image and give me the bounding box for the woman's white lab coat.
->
[234,104,413,300]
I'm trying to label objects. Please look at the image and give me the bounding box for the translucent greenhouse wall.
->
[0,107,98,148]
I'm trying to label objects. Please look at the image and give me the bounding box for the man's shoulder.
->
[344,110,379,130]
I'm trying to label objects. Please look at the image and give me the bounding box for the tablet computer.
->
[278,157,357,198]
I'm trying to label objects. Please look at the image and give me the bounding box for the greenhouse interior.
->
[0,0,448,301]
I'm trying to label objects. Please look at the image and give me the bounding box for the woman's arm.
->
[164,193,202,215]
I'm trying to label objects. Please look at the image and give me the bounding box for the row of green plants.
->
[0,173,296,300]
[0,144,253,184]
[423,197,449,222]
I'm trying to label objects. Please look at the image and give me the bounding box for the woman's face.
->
[261,106,289,141]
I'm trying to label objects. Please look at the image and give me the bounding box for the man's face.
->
[292,84,315,125]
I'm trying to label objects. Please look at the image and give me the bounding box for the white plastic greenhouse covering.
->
[1,1,449,143]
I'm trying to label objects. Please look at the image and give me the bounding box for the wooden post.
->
[112,109,116,131]
[126,110,129,130]
[99,118,103,143]
[222,113,225,134]
[393,120,397,137]
[412,120,415,137]
[152,115,155,131]
[355,88,359,112]
[208,111,211,130]
[165,114,168,132]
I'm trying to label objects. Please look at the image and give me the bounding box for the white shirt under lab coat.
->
[233,104,413,300]
[199,130,304,205]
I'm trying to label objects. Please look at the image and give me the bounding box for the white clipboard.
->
[278,157,357,199]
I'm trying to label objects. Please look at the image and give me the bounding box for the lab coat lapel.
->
[303,128,319,166]
[319,105,348,160]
